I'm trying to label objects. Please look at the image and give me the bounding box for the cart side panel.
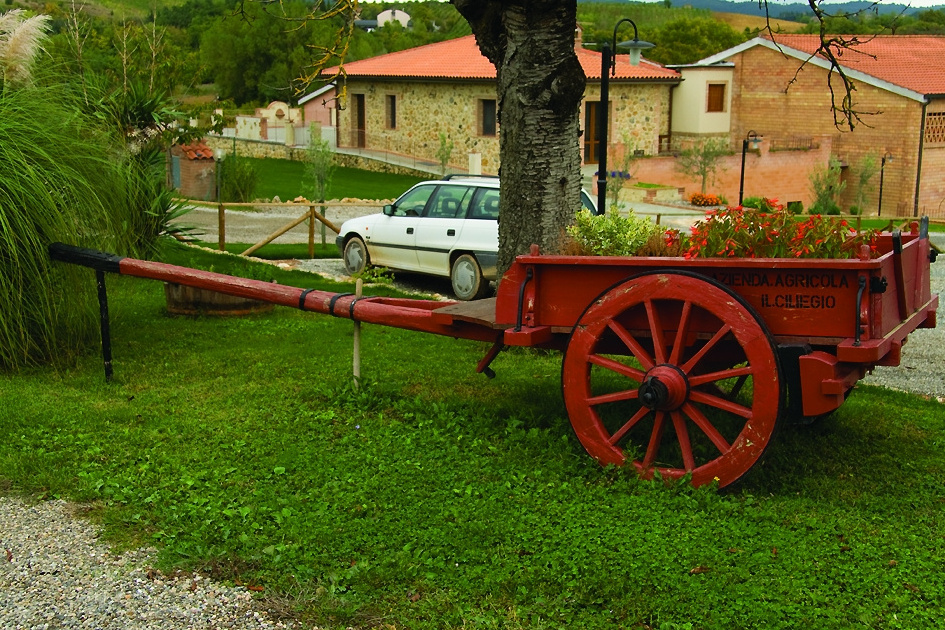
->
[496,256,875,340]
[871,234,935,340]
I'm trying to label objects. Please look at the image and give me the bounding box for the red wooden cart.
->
[50,218,938,488]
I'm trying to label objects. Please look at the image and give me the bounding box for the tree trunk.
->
[452,0,585,277]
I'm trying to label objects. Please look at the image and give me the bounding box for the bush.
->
[808,200,842,215]
[787,200,804,215]
[220,156,259,202]
[565,209,660,256]
[689,192,722,207]
[741,196,779,212]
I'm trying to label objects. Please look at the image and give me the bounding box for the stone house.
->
[687,34,945,217]
[318,33,680,175]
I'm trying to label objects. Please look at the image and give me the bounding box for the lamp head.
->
[618,38,655,67]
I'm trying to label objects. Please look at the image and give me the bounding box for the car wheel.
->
[343,237,369,275]
[450,254,489,301]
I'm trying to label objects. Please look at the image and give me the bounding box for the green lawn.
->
[2,239,944,629]
[245,157,429,201]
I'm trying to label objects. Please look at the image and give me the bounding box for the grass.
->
[244,157,429,202]
[2,238,944,629]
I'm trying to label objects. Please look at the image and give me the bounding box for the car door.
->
[365,184,433,270]
[414,184,475,275]
[454,187,499,279]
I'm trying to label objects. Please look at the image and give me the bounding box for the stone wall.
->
[203,136,431,179]
[340,80,501,173]
[582,82,673,156]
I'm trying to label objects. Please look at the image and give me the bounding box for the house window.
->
[926,112,945,144]
[479,99,497,136]
[707,83,726,113]
[385,94,397,130]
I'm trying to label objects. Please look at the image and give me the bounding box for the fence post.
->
[308,205,315,259]
[320,204,327,246]
[218,203,225,252]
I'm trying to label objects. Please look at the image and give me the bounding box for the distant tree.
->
[676,138,729,195]
[808,157,845,215]
[305,131,335,202]
[648,16,744,66]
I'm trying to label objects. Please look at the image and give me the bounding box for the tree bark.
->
[452,0,585,277]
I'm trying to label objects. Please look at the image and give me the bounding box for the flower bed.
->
[565,199,877,260]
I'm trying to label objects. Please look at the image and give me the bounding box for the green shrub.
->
[220,156,259,202]
[741,196,779,212]
[787,200,804,214]
[565,209,659,256]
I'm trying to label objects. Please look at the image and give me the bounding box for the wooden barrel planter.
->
[164,283,275,316]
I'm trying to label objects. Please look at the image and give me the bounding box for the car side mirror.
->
[383,204,395,216]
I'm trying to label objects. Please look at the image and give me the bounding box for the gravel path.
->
[0,498,305,629]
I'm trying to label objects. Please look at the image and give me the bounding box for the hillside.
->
[712,10,804,34]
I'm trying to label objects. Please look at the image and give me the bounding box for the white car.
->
[336,176,596,300]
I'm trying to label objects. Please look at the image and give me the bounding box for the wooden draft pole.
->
[353,278,362,389]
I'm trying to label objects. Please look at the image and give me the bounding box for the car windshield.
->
[392,185,435,216]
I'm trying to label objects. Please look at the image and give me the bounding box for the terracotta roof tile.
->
[177,141,214,160]
[327,34,679,82]
[763,34,945,95]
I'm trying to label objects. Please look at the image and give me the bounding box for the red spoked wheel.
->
[562,271,783,488]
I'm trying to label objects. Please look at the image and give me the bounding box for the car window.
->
[425,185,474,219]
[469,188,500,220]
[392,185,435,217]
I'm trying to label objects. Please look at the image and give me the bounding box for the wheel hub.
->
[638,364,689,411]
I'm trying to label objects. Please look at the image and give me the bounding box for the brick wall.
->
[606,136,834,208]
[728,46,930,217]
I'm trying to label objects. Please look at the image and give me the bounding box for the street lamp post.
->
[738,130,759,206]
[878,151,893,217]
[214,148,227,202]
[596,18,654,215]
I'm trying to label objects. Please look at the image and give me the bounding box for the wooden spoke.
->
[680,324,732,375]
[641,411,666,469]
[671,411,696,472]
[681,402,733,454]
[608,406,651,446]
[589,388,640,407]
[688,390,753,419]
[687,365,754,388]
[587,353,646,382]
[607,319,655,371]
[669,300,692,366]
[645,300,667,365]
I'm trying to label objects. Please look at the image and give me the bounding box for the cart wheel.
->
[562,271,783,488]
[451,254,489,301]
[343,237,369,275]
